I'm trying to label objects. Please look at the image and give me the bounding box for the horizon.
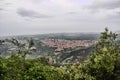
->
[0,31,100,37]
[1,29,120,38]
[0,0,120,36]
[0,27,119,37]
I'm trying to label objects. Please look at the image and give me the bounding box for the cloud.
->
[24,0,44,3]
[114,12,120,17]
[117,12,120,15]
[0,0,4,1]
[89,0,120,10]
[67,12,77,15]
[85,0,120,20]
[107,11,120,21]
[17,8,52,18]
[0,0,120,36]
[5,3,13,5]
[0,8,4,11]
[67,12,77,14]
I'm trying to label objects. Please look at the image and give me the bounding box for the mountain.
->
[0,32,99,63]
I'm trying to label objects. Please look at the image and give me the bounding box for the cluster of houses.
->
[40,39,97,51]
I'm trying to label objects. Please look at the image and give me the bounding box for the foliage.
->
[0,28,120,80]
[73,28,120,80]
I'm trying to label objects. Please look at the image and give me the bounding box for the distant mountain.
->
[0,32,100,40]
[30,33,100,40]
[0,32,99,63]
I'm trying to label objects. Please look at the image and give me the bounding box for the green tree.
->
[75,28,120,80]
[0,28,120,80]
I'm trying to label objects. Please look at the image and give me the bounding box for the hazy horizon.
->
[0,0,120,36]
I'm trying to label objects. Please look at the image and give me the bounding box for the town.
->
[40,39,97,51]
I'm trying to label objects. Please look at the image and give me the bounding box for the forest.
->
[0,28,120,80]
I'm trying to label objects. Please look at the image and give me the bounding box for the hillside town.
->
[40,39,97,51]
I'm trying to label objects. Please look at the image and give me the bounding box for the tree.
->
[75,28,120,80]
[0,28,120,80]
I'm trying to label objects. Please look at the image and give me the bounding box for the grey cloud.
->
[67,12,77,14]
[0,0,4,1]
[23,0,48,4]
[5,3,13,5]
[110,12,120,18]
[117,12,120,14]
[17,8,52,18]
[89,0,120,10]
[0,8,4,11]
[105,11,120,23]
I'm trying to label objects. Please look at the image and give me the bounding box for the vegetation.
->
[0,28,120,80]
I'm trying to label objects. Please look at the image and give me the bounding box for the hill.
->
[0,33,98,63]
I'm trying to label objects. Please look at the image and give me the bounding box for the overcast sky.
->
[0,0,120,36]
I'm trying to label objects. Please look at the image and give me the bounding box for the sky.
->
[0,0,120,36]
